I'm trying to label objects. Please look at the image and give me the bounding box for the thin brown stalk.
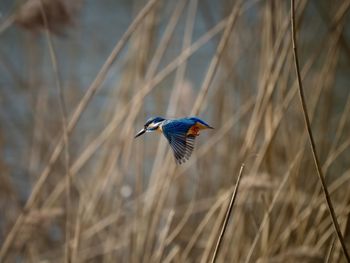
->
[71,201,82,263]
[0,14,14,35]
[201,196,228,263]
[191,0,243,116]
[325,237,336,263]
[38,1,71,262]
[182,190,230,260]
[165,200,195,246]
[271,169,350,254]
[152,210,175,263]
[241,0,307,158]
[323,137,350,173]
[290,0,350,261]
[245,152,302,263]
[210,164,245,263]
[142,163,177,262]
[163,246,180,263]
[327,93,350,159]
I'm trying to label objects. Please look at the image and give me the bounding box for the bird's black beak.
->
[134,128,146,138]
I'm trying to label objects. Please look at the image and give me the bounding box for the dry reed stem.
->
[165,199,195,246]
[0,14,15,35]
[151,209,175,263]
[258,246,323,262]
[315,213,348,250]
[323,138,350,173]
[163,246,180,263]
[286,24,343,247]
[271,169,350,254]
[81,144,122,219]
[241,0,307,158]
[181,191,231,260]
[291,0,350,260]
[328,93,350,160]
[142,164,178,262]
[71,201,82,263]
[202,196,228,263]
[38,1,72,262]
[312,9,348,174]
[244,152,302,262]
[325,238,336,263]
[191,0,243,116]
[249,30,331,176]
[210,163,245,263]
[77,239,127,262]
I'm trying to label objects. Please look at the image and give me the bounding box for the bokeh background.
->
[1,0,350,262]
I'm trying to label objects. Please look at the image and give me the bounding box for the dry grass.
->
[0,0,350,262]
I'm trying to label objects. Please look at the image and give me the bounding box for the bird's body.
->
[135,117,213,164]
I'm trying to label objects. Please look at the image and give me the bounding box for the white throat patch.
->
[148,121,162,129]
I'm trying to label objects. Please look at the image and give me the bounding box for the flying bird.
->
[135,117,213,164]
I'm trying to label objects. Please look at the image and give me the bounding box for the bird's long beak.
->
[134,128,146,138]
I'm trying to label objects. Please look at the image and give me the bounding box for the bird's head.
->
[134,117,166,138]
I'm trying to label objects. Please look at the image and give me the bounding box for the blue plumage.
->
[135,116,213,164]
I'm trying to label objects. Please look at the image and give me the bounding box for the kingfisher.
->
[135,117,214,164]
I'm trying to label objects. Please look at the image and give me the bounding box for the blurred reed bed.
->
[0,0,350,262]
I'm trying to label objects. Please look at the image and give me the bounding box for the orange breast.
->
[187,124,200,136]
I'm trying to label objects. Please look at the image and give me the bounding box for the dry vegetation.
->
[0,0,350,262]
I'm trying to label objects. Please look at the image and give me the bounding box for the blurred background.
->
[0,0,350,262]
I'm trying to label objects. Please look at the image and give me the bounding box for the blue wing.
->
[161,120,196,164]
